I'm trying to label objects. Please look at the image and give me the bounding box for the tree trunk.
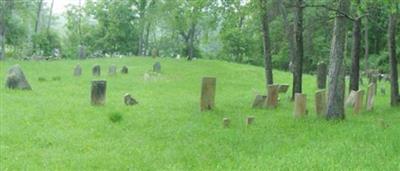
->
[34,0,43,34]
[277,0,295,69]
[364,16,369,74]
[187,23,196,61]
[349,1,361,92]
[326,0,350,120]
[144,22,151,56]
[0,12,4,60]
[47,0,55,34]
[292,0,304,100]
[260,0,273,87]
[317,62,327,89]
[388,13,400,106]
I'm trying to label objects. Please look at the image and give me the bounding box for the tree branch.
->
[303,4,355,21]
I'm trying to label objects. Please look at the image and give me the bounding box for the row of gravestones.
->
[74,62,162,77]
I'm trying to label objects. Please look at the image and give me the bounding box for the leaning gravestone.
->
[353,90,365,114]
[121,66,128,74]
[124,93,138,106]
[200,77,216,111]
[366,83,376,111]
[317,62,327,89]
[315,90,327,117]
[108,65,117,76]
[91,80,107,105]
[5,65,32,90]
[278,84,290,93]
[153,62,161,73]
[74,64,82,76]
[92,65,101,76]
[294,93,307,118]
[264,85,279,108]
[345,90,357,107]
[252,95,267,108]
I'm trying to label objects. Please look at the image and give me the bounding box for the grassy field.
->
[0,57,399,170]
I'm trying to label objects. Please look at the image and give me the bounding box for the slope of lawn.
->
[0,57,399,170]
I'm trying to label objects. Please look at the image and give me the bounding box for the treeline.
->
[0,0,398,73]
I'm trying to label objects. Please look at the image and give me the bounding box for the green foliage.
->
[109,112,123,123]
[32,30,61,56]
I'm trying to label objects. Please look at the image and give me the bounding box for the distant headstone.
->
[223,118,230,128]
[78,45,86,59]
[151,48,159,58]
[345,90,357,107]
[264,85,279,108]
[246,116,255,126]
[124,93,138,105]
[92,65,101,76]
[38,77,47,82]
[252,95,267,108]
[278,84,290,93]
[294,93,307,118]
[153,62,161,73]
[366,83,376,111]
[5,65,32,90]
[74,64,82,76]
[315,90,327,117]
[121,65,128,74]
[353,90,365,114]
[108,65,117,76]
[317,62,327,89]
[200,77,216,111]
[91,80,106,106]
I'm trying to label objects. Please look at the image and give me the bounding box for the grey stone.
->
[5,65,32,90]
[124,93,138,105]
[153,62,161,73]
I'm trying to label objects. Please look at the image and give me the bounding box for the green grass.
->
[0,57,399,170]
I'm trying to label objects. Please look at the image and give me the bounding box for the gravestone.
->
[294,93,307,118]
[223,118,230,128]
[200,77,216,111]
[353,90,365,114]
[278,84,290,93]
[264,85,279,108]
[151,48,159,58]
[366,83,376,111]
[252,95,267,108]
[124,93,138,105]
[38,77,47,82]
[74,64,82,76]
[345,90,357,107]
[153,62,161,73]
[92,65,101,76]
[91,80,106,105]
[109,65,117,76]
[317,62,327,89]
[246,116,255,126]
[5,65,32,90]
[78,45,86,59]
[315,90,327,117]
[121,65,128,74]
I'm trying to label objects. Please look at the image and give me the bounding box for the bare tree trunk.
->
[260,0,274,86]
[364,16,369,73]
[144,22,151,56]
[47,0,55,34]
[187,23,196,61]
[34,0,43,34]
[292,0,304,100]
[277,0,295,70]
[0,5,4,60]
[349,0,361,92]
[326,0,350,120]
[388,13,399,106]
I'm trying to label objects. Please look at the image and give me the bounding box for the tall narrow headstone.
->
[92,65,101,76]
[5,65,32,90]
[366,83,376,111]
[264,85,279,108]
[246,116,255,126]
[74,64,82,76]
[345,90,357,107]
[294,93,307,118]
[353,90,365,114]
[91,80,106,105]
[153,62,161,73]
[200,77,216,111]
[315,90,327,117]
[108,65,117,76]
[317,62,327,89]
[121,66,128,74]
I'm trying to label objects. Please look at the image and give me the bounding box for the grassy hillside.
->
[0,57,399,170]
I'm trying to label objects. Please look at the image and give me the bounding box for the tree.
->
[349,0,362,92]
[259,0,273,86]
[326,0,350,120]
[388,9,399,106]
[292,0,304,100]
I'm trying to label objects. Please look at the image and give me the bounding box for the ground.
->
[0,57,399,170]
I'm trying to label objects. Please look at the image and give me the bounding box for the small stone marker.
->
[200,77,216,111]
[121,65,128,74]
[74,64,82,76]
[353,90,365,114]
[5,65,32,90]
[252,95,267,108]
[223,118,230,128]
[345,90,357,107]
[124,93,138,105]
[294,93,307,118]
[246,116,255,126]
[278,84,290,93]
[108,65,117,76]
[153,62,161,73]
[366,83,376,111]
[317,62,327,89]
[92,65,101,76]
[38,77,47,82]
[91,80,106,105]
[264,85,279,108]
[315,90,327,117]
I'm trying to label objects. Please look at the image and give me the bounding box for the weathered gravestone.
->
[278,84,290,93]
[108,65,117,76]
[78,45,86,59]
[246,116,255,126]
[317,62,327,89]
[92,65,101,76]
[121,65,128,74]
[315,90,327,117]
[91,80,106,105]
[366,83,376,111]
[294,93,307,118]
[74,64,82,76]
[153,62,161,73]
[252,95,267,108]
[353,90,365,114]
[223,118,230,128]
[264,85,279,108]
[151,48,159,58]
[345,90,357,107]
[200,77,216,111]
[5,65,32,90]
[124,93,138,106]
